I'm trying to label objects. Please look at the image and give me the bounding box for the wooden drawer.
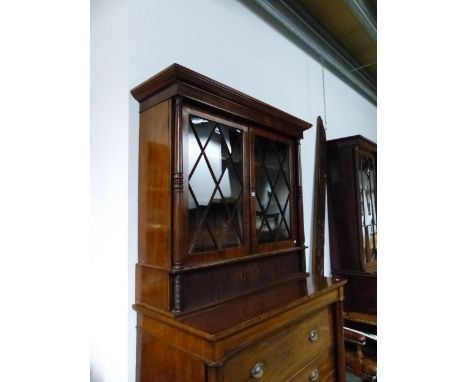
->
[287,349,335,382]
[219,307,333,382]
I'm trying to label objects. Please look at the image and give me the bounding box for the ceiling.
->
[250,0,377,104]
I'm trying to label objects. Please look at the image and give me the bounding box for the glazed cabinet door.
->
[251,128,297,253]
[354,147,377,272]
[180,104,251,266]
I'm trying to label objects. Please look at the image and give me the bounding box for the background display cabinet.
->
[132,64,346,381]
[326,135,377,323]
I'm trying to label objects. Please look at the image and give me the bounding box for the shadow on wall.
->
[90,362,104,382]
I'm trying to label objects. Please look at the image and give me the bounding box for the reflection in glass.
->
[358,153,377,263]
[255,135,291,243]
[188,115,243,253]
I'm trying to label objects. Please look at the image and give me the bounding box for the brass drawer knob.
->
[250,362,265,379]
[309,368,320,381]
[308,329,319,342]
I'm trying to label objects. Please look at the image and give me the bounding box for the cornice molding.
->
[251,0,377,105]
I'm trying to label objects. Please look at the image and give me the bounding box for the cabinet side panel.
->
[139,100,171,267]
[135,264,170,310]
[332,299,346,382]
[326,144,361,272]
[335,272,377,315]
[137,328,205,382]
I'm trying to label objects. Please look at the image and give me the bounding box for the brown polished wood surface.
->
[218,307,332,382]
[133,64,346,381]
[327,135,377,274]
[311,116,327,277]
[326,135,377,380]
[327,135,377,316]
[135,275,346,382]
[138,100,172,268]
[288,349,336,382]
[131,64,310,138]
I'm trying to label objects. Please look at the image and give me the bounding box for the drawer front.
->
[287,349,335,382]
[219,307,332,382]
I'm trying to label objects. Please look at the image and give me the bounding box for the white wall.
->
[91,0,129,381]
[92,0,376,381]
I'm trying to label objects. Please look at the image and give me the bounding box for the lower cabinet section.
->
[135,277,346,382]
[219,308,332,382]
[288,350,336,382]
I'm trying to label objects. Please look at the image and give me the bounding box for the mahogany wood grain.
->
[138,329,206,382]
[332,300,347,382]
[336,271,377,316]
[287,349,336,382]
[136,264,170,311]
[172,96,184,270]
[219,308,332,382]
[311,116,327,277]
[295,139,306,273]
[344,328,366,345]
[181,251,303,311]
[135,275,346,381]
[138,100,171,268]
[132,65,345,381]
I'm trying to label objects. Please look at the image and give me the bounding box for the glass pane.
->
[188,114,244,254]
[358,153,377,262]
[255,135,291,243]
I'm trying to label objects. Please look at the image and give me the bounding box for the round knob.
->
[250,362,265,379]
[308,329,319,342]
[309,368,320,381]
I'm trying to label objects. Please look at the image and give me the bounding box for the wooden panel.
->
[336,272,376,316]
[219,308,332,382]
[180,278,309,336]
[138,313,218,362]
[287,349,336,382]
[138,100,171,267]
[312,117,327,276]
[327,139,362,272]
[332,300,346,382]
[135,264,170,310]
[137,329,205,382]
[182,251,302,311]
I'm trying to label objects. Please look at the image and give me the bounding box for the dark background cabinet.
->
[327,135,377,322]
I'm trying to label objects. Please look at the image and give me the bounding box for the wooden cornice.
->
[131,63,311,136]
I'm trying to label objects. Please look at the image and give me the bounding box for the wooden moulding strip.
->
[133,281,345,342]
[136,245,308,274]
[131,64,311,133]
